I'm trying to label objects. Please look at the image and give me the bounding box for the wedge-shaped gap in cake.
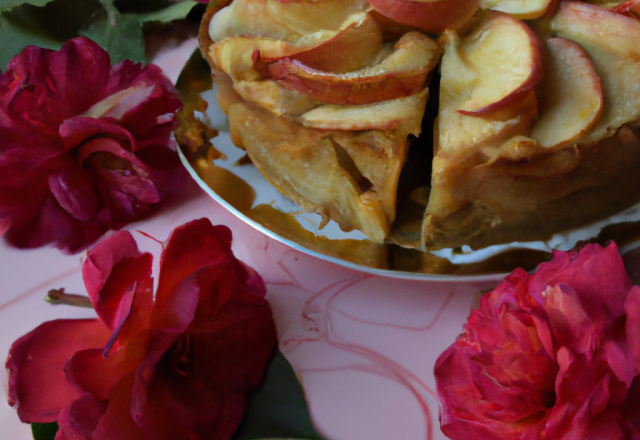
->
[330,138,373,194]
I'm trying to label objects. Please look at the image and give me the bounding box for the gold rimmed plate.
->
[174,50,640,281]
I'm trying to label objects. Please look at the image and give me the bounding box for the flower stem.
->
[45,288,93,308]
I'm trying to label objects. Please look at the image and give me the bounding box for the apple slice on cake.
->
[267,32,440,105]
[455,11,544,115]
[366,0,479,34]
[530,37,603,148]
[550,1,640,142]
[209,11,382,81]
[479,0,555,19]
[208,0,370,43]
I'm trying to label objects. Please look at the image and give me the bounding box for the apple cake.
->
[199,0,640,251]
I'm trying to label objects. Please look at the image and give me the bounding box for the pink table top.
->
[0,40,502,440]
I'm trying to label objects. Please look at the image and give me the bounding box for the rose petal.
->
[603,338,637,402]
[55,393,107,440]
[132,310,276,440]
[130,145,185,191]
[48,160,100,222]
[0,177,52,248]
[153,219,232,325]
[93,373,144,440]
[436,345,542,440]
[6,319,111,423]
[103,61,182,150]
[75,137,148,171]
[83,231,144,326]
[153,219,270,335]
[3,38,110,132]
[584,409,634,440]
[150,276,200,333]
[65,347,145,402]
[84,243,153,352]
[626,286,640,368]
[59,116,136,153]
[14,192,107,253]
[1,185,107,253]
[548,347,619,438]
[84,84,156,121]
[530,243,631,320]
[544,283,597,354]
[96,168,161,205]
[0,145,62,189]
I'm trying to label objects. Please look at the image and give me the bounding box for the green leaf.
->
[113,0,176,14]
[234,350,323,440]
[0,0,103,70]
[96,0,118,26]
[0,0,54,12]
[79,12,145,64]
[31,422,59,440]
[137,0,198,24]
[78,0,198,65]
[0,10,62,69]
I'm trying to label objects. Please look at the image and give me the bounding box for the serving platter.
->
[175,51,640,281]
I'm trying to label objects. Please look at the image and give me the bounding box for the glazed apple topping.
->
[366,0,479,34]
[268,32,440,105]
[209,0,370,43]
[530,37,603,148]
[550,1,640,142]
[479,0,555,19]
[201,0,640,249]
[209,11,382,81]
[455,11,544,116]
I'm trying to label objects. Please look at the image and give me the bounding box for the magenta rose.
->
[435,243,640,439]
[6,218,277,439]
[0,37,185,253]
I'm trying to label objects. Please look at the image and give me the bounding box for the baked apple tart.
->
[199,0,640,251]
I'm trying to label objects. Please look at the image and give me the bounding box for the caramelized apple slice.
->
[209,12,382,80]
[233,80,319,116]
[551,1,640,141]
[209,0,369,42]
[479,0,554,19]
[367,0,478,34]
[456,11,544,116]
[268,32,440,105]
[531,38,603,148]
[296,88,428,131]
[260,12,382,74]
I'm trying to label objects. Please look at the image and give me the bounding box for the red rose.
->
[0,37,185,253]
[435,243,640,440]
[6,218,277,439]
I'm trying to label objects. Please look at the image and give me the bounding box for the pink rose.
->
[0,37,185,253]
[435,243,640,439]
[6,218,277,439]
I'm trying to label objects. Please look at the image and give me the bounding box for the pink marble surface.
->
[0,179,501,440]
[0,40,505,440]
